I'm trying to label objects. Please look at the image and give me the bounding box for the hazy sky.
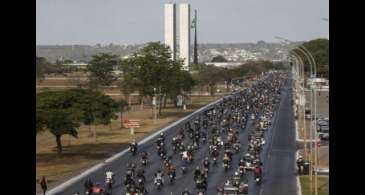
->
[36,0,329,45]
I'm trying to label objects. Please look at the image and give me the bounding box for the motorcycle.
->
[195,178,205,190]
[105,177,113,191]
[141,158,148,166]
[129,145,137,156]
[223,160,230,171]
[181,165,187,174]
[155,178,163,190]
[213,157,217,165]
[255,174,262,185]
[203,167,209,179]
[169,172,176,184]
[239,165,245,176]
[136,178,145,194]
[234,144,240,153]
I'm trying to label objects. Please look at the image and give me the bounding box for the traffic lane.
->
[247,83,287,195]
[262,80,297,195]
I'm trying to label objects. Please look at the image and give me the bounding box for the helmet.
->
[235,172,239,176]
[205,157,209,161]
[240,159,244,163]
[160,132,164,137]
[196,166,200,170]
[173,137,176,141]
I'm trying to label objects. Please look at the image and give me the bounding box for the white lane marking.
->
[260,188,264,195]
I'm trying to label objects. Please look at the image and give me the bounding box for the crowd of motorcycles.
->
[74,72,288,195]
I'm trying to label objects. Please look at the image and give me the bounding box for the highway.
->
[48,74,297,195]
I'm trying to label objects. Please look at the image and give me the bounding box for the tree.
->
[45,109,79,154]
[211,55,228,62]
[291,39,329,78]
[190,63,208,72]
[120,42,194,115]
[36,56,60,80]
[87,53,118,89]
[36,89,119,153]
[194,65,226,96]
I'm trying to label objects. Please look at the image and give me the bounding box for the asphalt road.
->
[51,76,297,195]
[260,79,297,195]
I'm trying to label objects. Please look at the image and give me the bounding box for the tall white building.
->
[164,3,176,60]
[179,3,191,70]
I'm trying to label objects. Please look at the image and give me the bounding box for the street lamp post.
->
[286,38,319,195]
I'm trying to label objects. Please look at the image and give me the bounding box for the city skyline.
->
[37,0,328,45]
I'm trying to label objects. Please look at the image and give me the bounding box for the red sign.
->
[123,119,140,128]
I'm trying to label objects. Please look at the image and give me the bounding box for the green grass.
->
[300,175,329,195]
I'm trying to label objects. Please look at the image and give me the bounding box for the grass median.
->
[300,175,329,195]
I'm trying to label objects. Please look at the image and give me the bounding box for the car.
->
[319,125,329,132]
[318,126,329,140]
[319,131,329,140]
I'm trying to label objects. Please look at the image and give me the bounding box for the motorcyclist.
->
[83,178,93,194]
[194,166,201,181]
[127,162,136,176]
[239,159,245,167]
[182,188,191,195]
[154,169,164,185]
[181,150,189,161]
[135,169,147,194]
[232,171,241,187]
[187,146,194,161]
[140,151,148,165]
[211,146,219,161]
[129,140,138,155]
[255,165,262,178]
[136,169,146,183]
[203,157,210,169]
[105,170,114,189]
[223,152,231,163]
[172,137,178,150]
[181,157,189,173]
[167,163,176,182]
[296,156,304,174]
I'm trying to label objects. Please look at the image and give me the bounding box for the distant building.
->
[62,62,88,69]
[179,3,191,70]
[205,62,243,68]
[164,3,176,60]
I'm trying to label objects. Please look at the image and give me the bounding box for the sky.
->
[36,0,329,45]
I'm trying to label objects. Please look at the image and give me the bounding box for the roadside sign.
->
[123,119,141,135]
